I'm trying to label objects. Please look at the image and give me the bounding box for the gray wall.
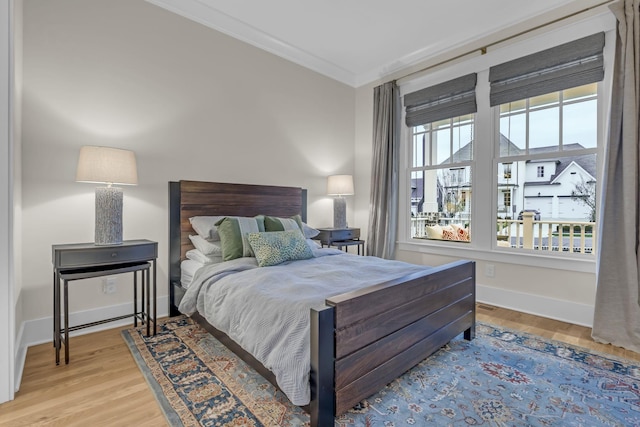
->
[20,0,355,323]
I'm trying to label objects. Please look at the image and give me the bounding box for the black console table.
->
[52,239,158,364]
[313,227,365,255]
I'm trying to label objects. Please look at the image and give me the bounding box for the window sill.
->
[397,240,596,274]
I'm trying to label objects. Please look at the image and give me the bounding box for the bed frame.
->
[169,180,476,426]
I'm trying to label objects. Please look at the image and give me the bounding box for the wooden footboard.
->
[310,259,476,425]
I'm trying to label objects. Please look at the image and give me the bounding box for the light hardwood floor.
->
[0,325,166,426]
[1,305,639,426]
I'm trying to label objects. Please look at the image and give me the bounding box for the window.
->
[402,32,606,258]
[496,83,598,254]
[410,115,474,241]
[503,191,511,208]
[503,163,512,179]
[404,73,477,242]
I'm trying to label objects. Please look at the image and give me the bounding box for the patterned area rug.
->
[122,316,640,426]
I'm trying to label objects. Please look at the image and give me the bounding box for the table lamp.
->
[76,146,138,245]
[327,174,354,229]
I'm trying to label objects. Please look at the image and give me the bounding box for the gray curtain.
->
[367,81,400,259]
[592,0,640,351]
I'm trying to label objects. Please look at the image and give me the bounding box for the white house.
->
[523,147,596,222]
[497,141,597,222]
[424,136,596,224]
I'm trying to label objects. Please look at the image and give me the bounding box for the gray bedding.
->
[178,248,431,406]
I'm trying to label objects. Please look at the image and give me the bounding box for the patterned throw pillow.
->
[442,228,458,241]
[247,230,314,267]
[451,224,470,241]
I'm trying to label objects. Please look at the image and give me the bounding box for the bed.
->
[168,180,476,426]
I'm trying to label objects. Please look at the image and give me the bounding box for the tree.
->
[571,177,596,222]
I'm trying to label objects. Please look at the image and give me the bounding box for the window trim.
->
[397,11,615,272]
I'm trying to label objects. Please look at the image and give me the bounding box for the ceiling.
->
[145,0,607,87]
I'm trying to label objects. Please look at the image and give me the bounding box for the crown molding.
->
[145,0,357,86]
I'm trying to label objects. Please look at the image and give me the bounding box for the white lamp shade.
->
[76,146,138,185]
[327,174,354,196]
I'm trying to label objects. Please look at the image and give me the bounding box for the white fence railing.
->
[497,212,595,254]
[411,212,595,254]
[412,213,470,238]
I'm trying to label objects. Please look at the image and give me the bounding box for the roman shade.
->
[404,73,477,127]
[489,32,605,106]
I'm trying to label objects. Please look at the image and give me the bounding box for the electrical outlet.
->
[485,264,495,277]
[103,277,117,294]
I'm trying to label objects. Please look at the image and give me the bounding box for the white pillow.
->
[302,222,320,239]
[188,235,223,256]
[307,238,321,249]
[186,249,223,264]
[425,224,443,240]
[189,216,224,241]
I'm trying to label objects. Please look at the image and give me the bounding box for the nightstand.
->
[52,239,158,365]
[313,227,365,255]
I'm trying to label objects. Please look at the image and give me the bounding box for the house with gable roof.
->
[522,145,596,221]
[424,136,598,223]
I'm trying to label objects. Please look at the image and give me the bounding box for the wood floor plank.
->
[476,304,640,362]
[1,306,639,426]
[0,325,167,427]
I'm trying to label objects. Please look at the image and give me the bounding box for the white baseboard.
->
[15,296,169,390]
[477,283,594,327]
[14,322,25,393]
[22,296,170,347]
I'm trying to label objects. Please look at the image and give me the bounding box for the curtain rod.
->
[396,0,615,85]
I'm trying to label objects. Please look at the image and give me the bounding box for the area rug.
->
[122,316,640,426]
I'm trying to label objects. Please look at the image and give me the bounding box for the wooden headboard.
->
[168,180,307,314]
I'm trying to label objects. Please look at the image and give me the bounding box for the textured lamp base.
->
[95,186,123,245]
[333,196,347,229]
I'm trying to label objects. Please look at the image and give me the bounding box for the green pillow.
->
[215,216,265,261]
[247,230,314,267]
[263,215,304,233]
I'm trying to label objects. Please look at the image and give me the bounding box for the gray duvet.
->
[178,248,430,406]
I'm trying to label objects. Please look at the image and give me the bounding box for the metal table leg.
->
[53,271,56,348]
[64,278,69,364]
[145,267,150,337]
[133,270,138,327]
[54,272,60,365]
[153,260,157,335]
